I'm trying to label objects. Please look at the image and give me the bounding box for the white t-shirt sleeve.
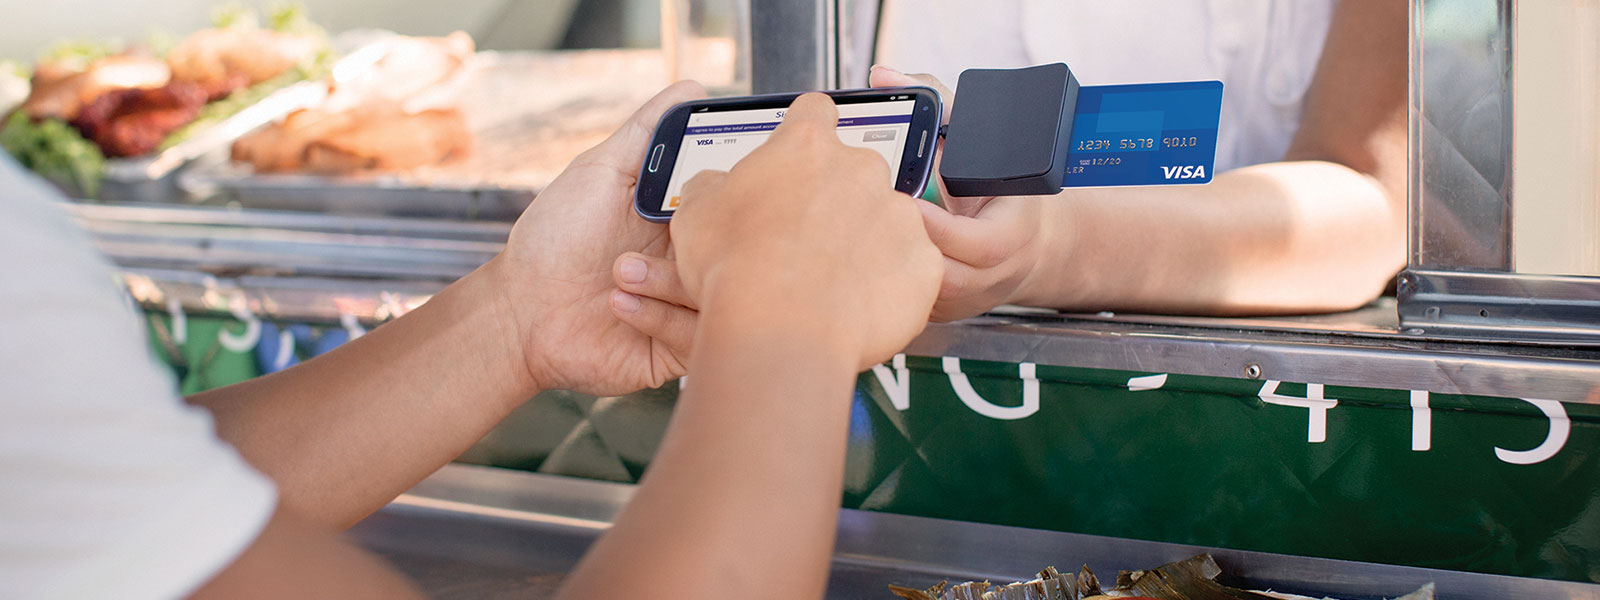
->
[0,159,277,600]
[875,0,1335,173]
[875,0,1033,89]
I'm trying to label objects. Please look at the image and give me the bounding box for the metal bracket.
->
[1396,269,1600,345]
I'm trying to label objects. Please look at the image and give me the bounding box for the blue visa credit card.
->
[1062,80,1223,187]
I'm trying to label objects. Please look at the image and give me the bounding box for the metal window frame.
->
[1399,0,1600,345]
[750,0,838,93]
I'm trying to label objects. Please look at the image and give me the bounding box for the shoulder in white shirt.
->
[0,158,276,600]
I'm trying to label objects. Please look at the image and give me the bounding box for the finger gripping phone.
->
[633,86,942,222]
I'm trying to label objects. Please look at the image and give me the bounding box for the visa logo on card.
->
[1061,80,1223,187]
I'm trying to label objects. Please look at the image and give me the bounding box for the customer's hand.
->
[485,81,705,396]
[668,92,943,370]
[870,66,1053,322]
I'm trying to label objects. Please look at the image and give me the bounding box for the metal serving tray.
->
[180,165,539,221]
[92,79,327,203]
[179,49,670,221]
[92,29,442,203]
[83,29,417,205]
[68,202,503,323]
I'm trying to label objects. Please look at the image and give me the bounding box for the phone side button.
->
[917,130,928,158]
[648,144,666,172]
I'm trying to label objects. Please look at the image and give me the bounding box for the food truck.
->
[5,0,1598,597]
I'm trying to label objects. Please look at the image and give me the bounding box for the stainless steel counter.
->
[350,464,1600,600]
[909,304,1600,403]
[57,204,1600,594]
[77,202,1600,406]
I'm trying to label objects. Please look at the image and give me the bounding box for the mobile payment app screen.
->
[660,99,915,211]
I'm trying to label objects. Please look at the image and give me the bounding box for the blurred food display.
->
[234,103,471,174]
[1,4,330,196]
[190,36,667,218]
[231,32,476,174]
[1,3,667,216]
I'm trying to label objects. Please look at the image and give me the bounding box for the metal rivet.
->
[1243,364,1262,379]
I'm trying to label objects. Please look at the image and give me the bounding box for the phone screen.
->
[657,99,918,212]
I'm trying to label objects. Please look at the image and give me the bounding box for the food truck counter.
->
[911,303,1600,401]
[13,0,1600,596]
[73,202,1600,596]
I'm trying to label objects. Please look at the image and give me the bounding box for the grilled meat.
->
[232,105,378,172]
[166,27,322,99]
[22,55,170,121]
[302,108,470,173]
[233,102,470,174]
[69,82,207,157]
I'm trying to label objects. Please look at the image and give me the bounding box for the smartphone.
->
[633,86,942,222]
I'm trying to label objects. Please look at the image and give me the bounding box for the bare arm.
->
[1011,160,1400,315]
[186,263,534,529]
[188,82,706,530]
[556,312,859,600]
[1017,0,1408,315]
[189,508,426,600]
[559,93,943,600]
[875,0,1408,318]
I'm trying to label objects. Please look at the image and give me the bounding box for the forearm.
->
[1017,160,1403,315]
[557,301,859,600]
[191,507,426,599]
[189,256,538,528]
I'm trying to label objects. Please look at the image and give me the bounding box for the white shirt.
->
[877,0,1336,172]
[0,158,276,599]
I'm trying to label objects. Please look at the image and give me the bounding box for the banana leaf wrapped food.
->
[889,554,1435,600]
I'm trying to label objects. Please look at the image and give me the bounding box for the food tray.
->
[92,30,400,203]
[95,79,328,203]
[180,49,670,221]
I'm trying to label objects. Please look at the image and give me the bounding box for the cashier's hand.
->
[488,81,705,396]
[869,66,1050,322]
[667,93,943,370]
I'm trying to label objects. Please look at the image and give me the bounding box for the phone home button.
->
[648,144,666,172]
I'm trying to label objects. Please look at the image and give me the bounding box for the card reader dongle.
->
[939,63,1080,197]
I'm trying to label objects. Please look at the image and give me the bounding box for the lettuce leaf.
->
[1,112,105,198]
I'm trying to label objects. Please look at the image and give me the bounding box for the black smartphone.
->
[633,86,943,222]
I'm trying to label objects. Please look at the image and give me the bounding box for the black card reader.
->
[939,63,1080,197]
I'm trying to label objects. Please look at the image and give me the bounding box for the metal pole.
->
[749,0,838,93]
